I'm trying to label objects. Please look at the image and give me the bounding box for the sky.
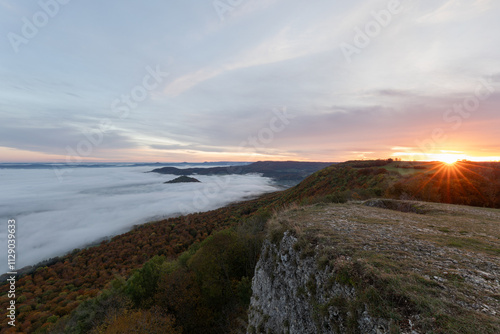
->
[1,0,499,163]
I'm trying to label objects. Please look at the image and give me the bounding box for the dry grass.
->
[269,200,500,333]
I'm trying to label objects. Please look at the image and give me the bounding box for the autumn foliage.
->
[0,200,271,333]
[52,215,267,333]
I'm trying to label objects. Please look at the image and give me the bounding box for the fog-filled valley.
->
[0,165,278,273]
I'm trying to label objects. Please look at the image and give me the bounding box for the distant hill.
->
[273,159,500,209]
[151,161,334,185]
[164,176,201,184]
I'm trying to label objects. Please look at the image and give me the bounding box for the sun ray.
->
[411,163,448,196]
[450,163,489,202]
[457,161,495,174]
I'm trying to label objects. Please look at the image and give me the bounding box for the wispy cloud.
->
[0,0,499,162]
[417,0,495,23]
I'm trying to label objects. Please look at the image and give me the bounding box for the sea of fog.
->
[0,164,279,274]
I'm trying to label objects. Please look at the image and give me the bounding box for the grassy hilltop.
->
[263,200,499,333]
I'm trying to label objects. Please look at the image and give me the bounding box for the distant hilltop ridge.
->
[164,176,201,184]
[151,160,334,185]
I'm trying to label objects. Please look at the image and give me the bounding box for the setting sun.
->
[432,154,461,165]
[440,156,458,165]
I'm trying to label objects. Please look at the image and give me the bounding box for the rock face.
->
[247,232,391,334]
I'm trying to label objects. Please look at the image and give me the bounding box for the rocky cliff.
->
[247,232,392,334]
[247,201,500,334]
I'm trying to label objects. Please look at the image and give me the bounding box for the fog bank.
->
[0,166,277,273]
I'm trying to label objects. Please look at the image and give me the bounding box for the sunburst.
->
[407,160,489,204]
[434,154,460,165]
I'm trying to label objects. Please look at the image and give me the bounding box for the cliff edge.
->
[248,201,500,333]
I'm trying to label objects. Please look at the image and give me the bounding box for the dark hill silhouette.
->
[151,161,334,185]
[164,176,201,184]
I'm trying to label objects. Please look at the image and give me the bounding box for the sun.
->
[436,154,459,165]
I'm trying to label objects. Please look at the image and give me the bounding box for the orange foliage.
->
[0,194,275,332]
[98,307,181,334]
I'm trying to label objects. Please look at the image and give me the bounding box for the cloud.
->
[163,68,222,97]
[1,0,499,162]
[163,1,363,97]
[0,166,278,273]
[0,125,138,157]
[0,0,14,10]
[417,0,495,23]
[372,89,420,98]
[150,144,231,153]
